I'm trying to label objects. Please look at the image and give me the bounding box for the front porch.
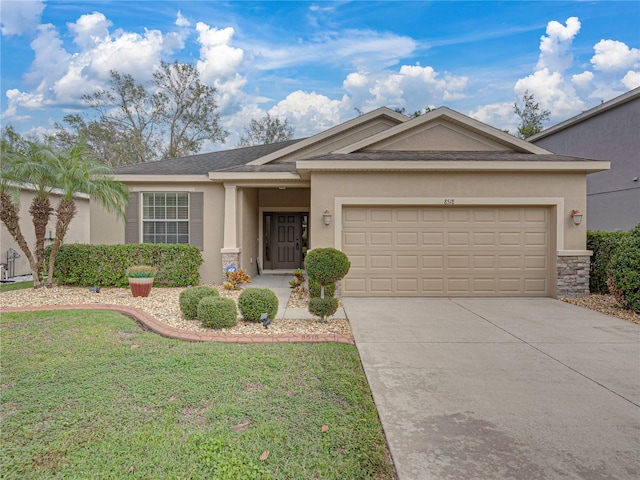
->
[220,185,311,280]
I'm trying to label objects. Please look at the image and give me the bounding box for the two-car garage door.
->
[342,206,552,297]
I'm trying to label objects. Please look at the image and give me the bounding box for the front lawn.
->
[1,310,395,479]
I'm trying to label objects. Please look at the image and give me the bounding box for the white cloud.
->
[571,71,594,88]
[515,68,585,119]
[622,71,640,90]
[591,39,640,72]
[247,30,416,71]
[196,23,244,79]
[24,24,72,88]
[468,102,518,134]
[68,12,112,49]
[342,64,468,113]
[0,0,45,36]
[536,17,581,72]
[175,11,190,28]
[270,91,345,136]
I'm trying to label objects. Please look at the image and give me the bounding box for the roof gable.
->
[246,107,407,165]
[333,107,551,154]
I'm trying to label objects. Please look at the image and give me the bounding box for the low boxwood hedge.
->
[198,297,238,329]
[238,288,279,322]
[179,286,219,320]
[49,243,202,287]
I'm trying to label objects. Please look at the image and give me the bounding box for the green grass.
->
[0,280,33,293]
[0,310,395,479]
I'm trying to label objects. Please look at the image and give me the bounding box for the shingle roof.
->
[301,151,598,162]
[113,139,303,175]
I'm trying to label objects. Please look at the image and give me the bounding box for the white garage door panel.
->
[342,206,551,297]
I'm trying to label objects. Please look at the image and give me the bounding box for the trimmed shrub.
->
[49,243,202,287]
[198,297,238,329]
[238,288,279,322]
[309,277,336,298]
[305,248,350,287]
[180,286,219,320]
[587,230,627,293]
[607,225,640,312]
[309,297,339,321]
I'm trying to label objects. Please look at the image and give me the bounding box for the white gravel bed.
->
[0,285,352,337]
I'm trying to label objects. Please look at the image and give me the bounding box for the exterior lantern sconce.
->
[570,209,583,226]
[323,209,332,226]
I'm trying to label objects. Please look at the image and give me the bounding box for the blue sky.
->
[1,1,639,149]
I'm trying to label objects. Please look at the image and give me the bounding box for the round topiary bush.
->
[305,248,350,287]
[309,297,339,321]
[309,277,336,298]
[198,297,238,329]
[607,225,640,312]
[179,286,219,320]
[238,288,279,321]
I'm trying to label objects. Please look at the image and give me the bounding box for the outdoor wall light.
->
[570,209,583,226]
[323,209,332,226]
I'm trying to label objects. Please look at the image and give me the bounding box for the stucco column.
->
[221,184,240,281]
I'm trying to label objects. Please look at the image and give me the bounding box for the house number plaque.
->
[444,198,455,206]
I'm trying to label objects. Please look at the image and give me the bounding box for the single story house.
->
[530,87,639,232]
[91,107,609,297]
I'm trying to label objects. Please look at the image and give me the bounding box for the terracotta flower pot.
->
[128,277,154,297]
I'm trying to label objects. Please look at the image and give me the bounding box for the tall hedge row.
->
[587,230,628,293]
[49,244,202,287]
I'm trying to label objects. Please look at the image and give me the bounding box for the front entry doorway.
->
[263,212,308,270]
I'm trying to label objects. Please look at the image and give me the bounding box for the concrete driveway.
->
[343,297,640,479]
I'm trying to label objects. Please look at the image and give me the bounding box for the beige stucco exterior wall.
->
[309,171,587,253]
[91,182,225,284]
[240,188,259,277]
[1,190,90,277]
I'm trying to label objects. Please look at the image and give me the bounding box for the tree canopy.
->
[237,113,294,147]
[513,91,551,139]
[52,61,227,166]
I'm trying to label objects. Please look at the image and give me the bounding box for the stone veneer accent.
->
[557,255,591,298]
[221,251,241,283]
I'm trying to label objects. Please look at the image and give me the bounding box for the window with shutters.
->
[142,192,189,244]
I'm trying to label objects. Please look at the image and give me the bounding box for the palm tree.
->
[45,141,128,286]
[2,128,129,288]
[1,131,58,287]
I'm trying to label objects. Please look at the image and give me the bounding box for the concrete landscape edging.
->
[0,304,355,345]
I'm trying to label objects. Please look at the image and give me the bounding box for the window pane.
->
[141,193,189,245]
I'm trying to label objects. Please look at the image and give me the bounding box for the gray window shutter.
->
[125,192,139,244]
[190,192,203,250]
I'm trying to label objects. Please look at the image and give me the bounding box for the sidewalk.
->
[249,273,347,321]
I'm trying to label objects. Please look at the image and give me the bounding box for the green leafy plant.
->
[305,248,350,321]
[309,297,339,320]
[305,248,350,287]
[587,230,628,293]
[198,296,238,329]
[126,265,157,278]
[289,269,305,292]
[309,277,336,298]
[179,286,219,320]
[48,243,202,287]
[238,288,279,322]
[223,269,251,290]
[607,224,640,312]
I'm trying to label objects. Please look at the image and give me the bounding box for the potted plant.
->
[126,265,157,297]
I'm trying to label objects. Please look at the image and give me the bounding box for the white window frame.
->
[141,192,190,244]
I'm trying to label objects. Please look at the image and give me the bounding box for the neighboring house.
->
[0,186,90,278]
[530,87,640,232]
[92,107,608,297]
